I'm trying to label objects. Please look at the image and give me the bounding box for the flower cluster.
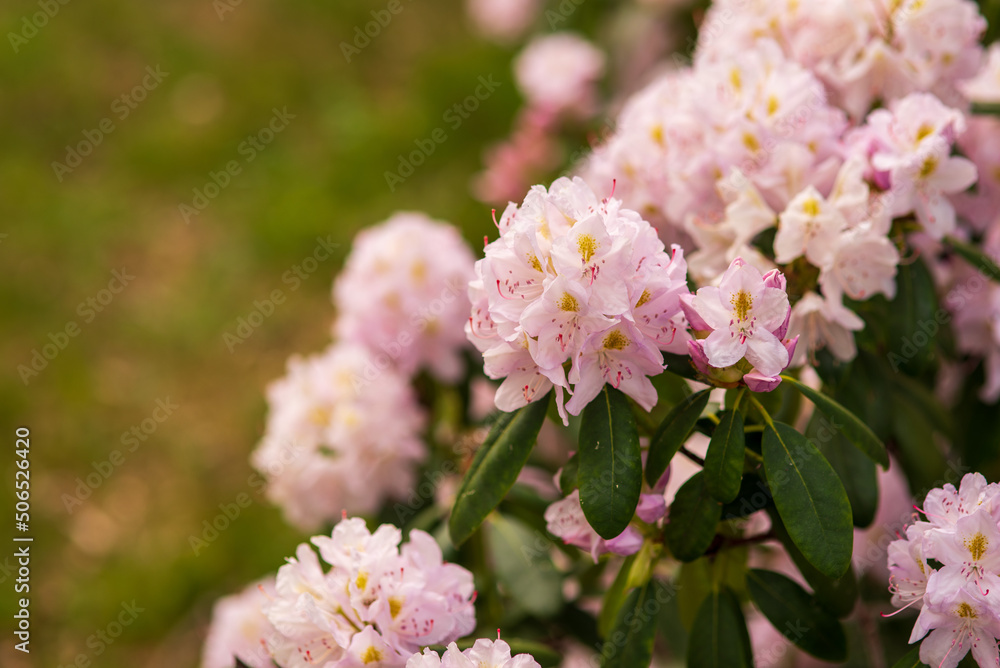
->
[251,344,426,530]
[695,0,985,118]
[888,473,1000,668]
[202,578,278,668]
[467,176,691,420]
[583,40,846,232]
[407,639,540,668]
[513,33,606,120]
[333,212,476,382]
[263,518,476,668]
[682,257,796,391]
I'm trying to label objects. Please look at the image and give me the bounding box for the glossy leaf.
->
[558,453,579,495]
[704,409,745,502]
[646,389,711,486]
[687,587,753,668]
[746,569,848,662]
[890,646,926,668]
[762,422,853,578]
[780,374,888,469]
[579,387,643,539]
[665,472,722,562]
[485,514,562,618]
[449,399,549,546]
[599,555,636,637]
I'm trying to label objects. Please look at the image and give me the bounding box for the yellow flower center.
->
[389,596,404,618]
[731,290,753,322]
[966,532,988,561]
[527,253,543,273]
[636,289,652,308]
[767,95,779,116]
[957,602,978,619]
[558,292,580,312]
[603,330,629,350]
[919,156,938,178]
[577,234,599,263]
[743,133,760,152]
[362,647,383,663]
[355,571,368,590]
[802,197,820,217]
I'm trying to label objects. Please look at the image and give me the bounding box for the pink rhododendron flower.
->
[201,578,278,668]
[333,212,476,381]
[408,639,540,668]
[251,344,426,530]
[544,489,663,562]
[887,474,1000,668]
[960,43,1000,104]
[686,257,791,382]
[264,518,476,668]
[466,0,540,44]
[514,33,606,118]
[696,0,985,118]
[467,176,690,421]
[854,93,978,239]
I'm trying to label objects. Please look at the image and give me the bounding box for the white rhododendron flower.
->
[467,176,690,421]
[334,212,476,382]
[201,578,278,668]
[264,518,476,668]
[407,639,540,668]
[251,343,426,530]
[514,33,606,118]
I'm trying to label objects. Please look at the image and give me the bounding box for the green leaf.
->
[665,472,722,562]
[890,645,926,668]
[945,234,1000,283]
[687,587,753,668]
[646,389,712,486]
[745,569,848,662]
[720,474,772,520]
[558,453,579,495]
[762,422,853,579]
[768,509,858,618]
[449,399,549,547]
[661,351,700,380]
[579,387,643,539]
[704,409,745,503]
[811,420,878,529]
[599,555,637,637]
[484,514,563,618]
[677,559,711,631]
[779,374,888,469]
[600,581,665,668]
[888,257,939,374]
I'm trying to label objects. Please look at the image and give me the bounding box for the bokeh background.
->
[0,1,588,665]
[2,0,700,664]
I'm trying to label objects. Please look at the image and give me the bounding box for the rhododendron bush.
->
[203,0,1000,666]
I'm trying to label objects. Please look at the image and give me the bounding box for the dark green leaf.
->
[579,387,643,539]
[768,509,858,618]
[762,422,853,578]
[704,409,745,502]
[661,351,700,380]
[813,424,878,529]
[687,587,753,668]
[890,645,926,668]
[559,453,579,495]
[449,399,549,546]
[889,392,951,494]
[485,514,563,618]
[646,389,712,486]
[945,234,1000,283]
[780,374,888,469]
[676,559,711,631]
[665,472,722,562]
[600,581,666,668]
[720,474,772,520]
[888,257,939,374]
[746,569,848,661]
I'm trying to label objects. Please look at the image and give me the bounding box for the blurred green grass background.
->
[0,1,558,665]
